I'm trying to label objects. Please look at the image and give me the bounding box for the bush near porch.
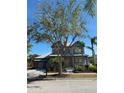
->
[73,65,97,73]
[89,65,97,72]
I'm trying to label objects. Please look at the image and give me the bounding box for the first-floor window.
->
[75,57,83,65]
[79,58,82,62]
[75,58,78,63]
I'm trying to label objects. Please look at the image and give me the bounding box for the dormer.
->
[71,41,85,54]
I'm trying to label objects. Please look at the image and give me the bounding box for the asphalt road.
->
[27,79,97,93]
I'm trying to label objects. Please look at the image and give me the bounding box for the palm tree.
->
[86,36,97,64]
[84,0,96,17]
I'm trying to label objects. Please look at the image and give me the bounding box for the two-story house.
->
[33,41,89,70]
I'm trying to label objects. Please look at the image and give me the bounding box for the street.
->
[27,78,97,93]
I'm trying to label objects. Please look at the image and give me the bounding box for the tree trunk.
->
[57,49,63,76]
[91,41,95,65]
[59,47,65,76]
[58,59,62,76]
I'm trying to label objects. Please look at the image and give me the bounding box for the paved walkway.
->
[27,79,97,93]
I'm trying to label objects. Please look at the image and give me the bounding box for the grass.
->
[46,73,97,78]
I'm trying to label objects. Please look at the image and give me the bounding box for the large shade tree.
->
[28,0,96,75]
[27,25,36,54]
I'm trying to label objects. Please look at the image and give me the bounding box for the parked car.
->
[27,69,44,81]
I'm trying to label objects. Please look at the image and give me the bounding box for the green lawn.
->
[46,73,97,78]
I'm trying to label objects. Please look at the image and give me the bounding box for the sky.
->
[27,0,97,56]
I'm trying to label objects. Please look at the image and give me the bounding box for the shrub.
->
[89,65,97,72]
[74,65,86,72]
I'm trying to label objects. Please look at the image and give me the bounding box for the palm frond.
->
[84,0,96,17]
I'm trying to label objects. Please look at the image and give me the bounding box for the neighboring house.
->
[33,41,90,70]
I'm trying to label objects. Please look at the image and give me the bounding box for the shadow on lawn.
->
[27,75,55,84]
[27,74,66,84]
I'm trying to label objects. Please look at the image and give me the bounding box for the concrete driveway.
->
[27,78,97,93]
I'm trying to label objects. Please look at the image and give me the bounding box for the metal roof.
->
[35,53,88,59]
[35,54,49,59]
[49,54,61,56]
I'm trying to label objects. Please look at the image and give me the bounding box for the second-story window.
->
[74,47,81,54]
